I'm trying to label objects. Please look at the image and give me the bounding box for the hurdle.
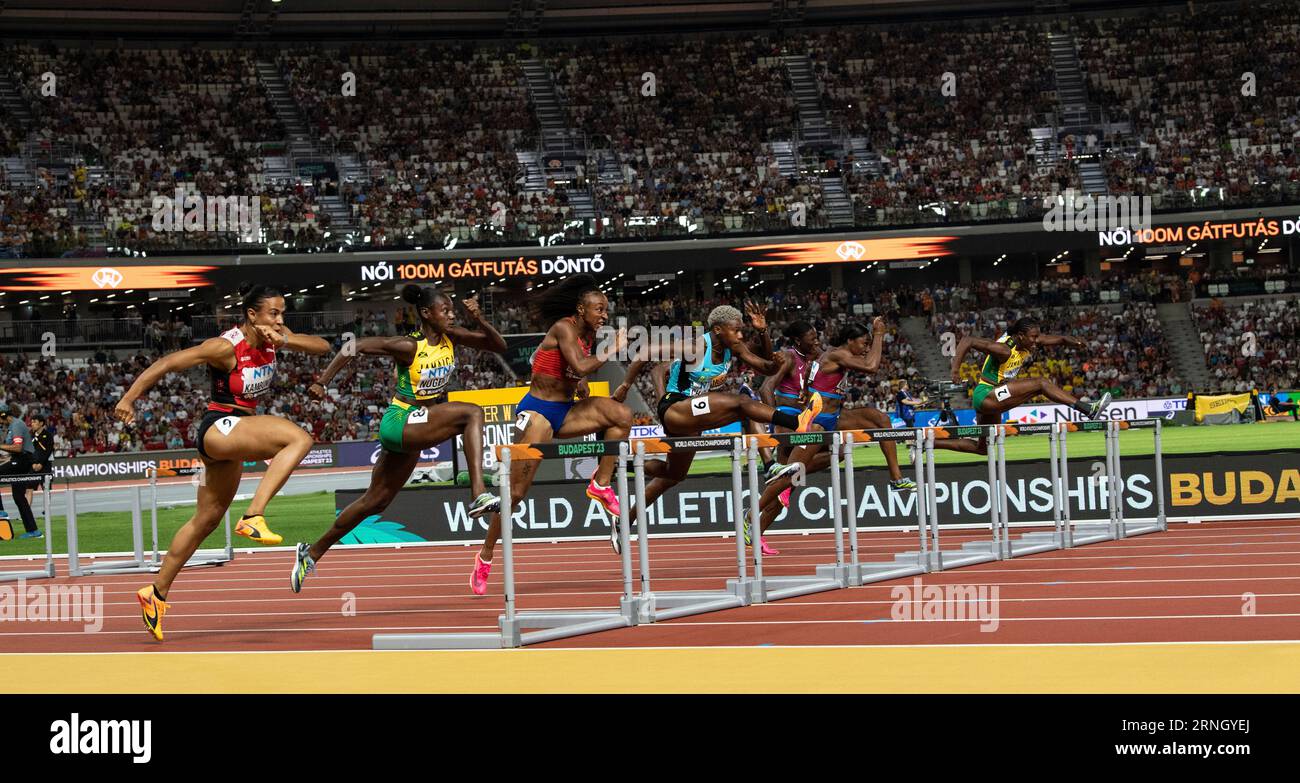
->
[1110,418,1166,538]
[157,470,237,570]
[373,439,636,649]
[635,435,751,621]
[0,474,55,582]
[824,428,932,586]
[725,431,845,603]
[970,418,1168,557]
[65,469,235,577]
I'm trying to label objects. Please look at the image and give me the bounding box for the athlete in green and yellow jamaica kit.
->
[291,284,507,593]
[931,316,1112,456]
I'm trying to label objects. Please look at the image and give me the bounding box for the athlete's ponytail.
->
[533,274,601,325]
[238,282,284,321]
[1009,316,1041,339]
[402,284,447,309]
[783,320,814,346]
[835,321,870,346]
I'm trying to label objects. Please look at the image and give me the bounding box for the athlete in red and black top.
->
[470,274,633,593]
[114,283,330,641]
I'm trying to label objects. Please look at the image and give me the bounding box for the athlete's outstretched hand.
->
[575,378,591,400]
[113,398,135,426]
[253,324,287,348]
[307,382,327,401]
[871,315,886,334]
[1067,336,1087,349]
[461,296,482,321]
[744,300,767,330]
[612,382,631,403]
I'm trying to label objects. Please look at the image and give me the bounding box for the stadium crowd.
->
[4,6,1299,256]
[1195,295,1300,392]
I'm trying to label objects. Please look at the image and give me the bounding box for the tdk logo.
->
[49,713,152,764]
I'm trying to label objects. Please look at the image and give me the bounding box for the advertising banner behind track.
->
[1004,396,1188,424]
[334,450,1300,544]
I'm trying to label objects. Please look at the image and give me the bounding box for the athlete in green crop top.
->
[293,284,507,593]
[933,316,1112,456]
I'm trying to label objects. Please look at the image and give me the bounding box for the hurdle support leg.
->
[1002,423,1066,557]
[1116,418,1163,537]
[1063,420,1117,545]
[843,429,930,585]
[938,424,1001,569]
[730,434,843,603]
[815,434,854,584]
[629,439,746,622]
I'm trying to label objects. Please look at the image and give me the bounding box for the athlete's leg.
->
[555,396,633,487]
[152,458,242,597]
[403,402,488,497]
[661,393,806,436]
[309,449,420,561]
[932,410,1000,454]
[631,450,696,527]
[478,413,550,562]
[840,406,904,482]
[201,415,313,517]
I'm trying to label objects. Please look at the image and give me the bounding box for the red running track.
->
[0,519,1297,653]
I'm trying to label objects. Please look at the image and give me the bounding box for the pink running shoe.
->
[760,537,780,556]
[470,551,492,596]
[779,487,792,508]
[586,479,620,518]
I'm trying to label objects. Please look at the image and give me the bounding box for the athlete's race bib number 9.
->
[690,396,712,416]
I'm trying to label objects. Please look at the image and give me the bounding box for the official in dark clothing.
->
[0,403,43,538]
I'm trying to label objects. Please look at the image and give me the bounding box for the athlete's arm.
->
[836,317,887,374]
[613,360,649,403]
[310,336,418,399]
[952,335,1011,383]
[759,352,793,407]
[743,300,774,361]
[1036,333,1086,349]
[553,318,611,377]
[446,296,508,353]
[256,324,330,355]
[650,361,670,400]
[114,338,235,425]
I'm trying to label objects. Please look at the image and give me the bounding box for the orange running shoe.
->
[137,585,170,641]
[234,514,283,545]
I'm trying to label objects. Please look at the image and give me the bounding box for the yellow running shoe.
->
[234,514,283,545]
[137,585,169,641]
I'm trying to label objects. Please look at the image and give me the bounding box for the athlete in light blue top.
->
[613,302,824,554]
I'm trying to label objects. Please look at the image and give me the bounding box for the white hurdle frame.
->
[0,474,55,582]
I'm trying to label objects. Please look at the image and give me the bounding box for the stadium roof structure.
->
[0,0,1180,39]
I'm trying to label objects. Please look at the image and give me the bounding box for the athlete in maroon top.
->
[114,284,329,642]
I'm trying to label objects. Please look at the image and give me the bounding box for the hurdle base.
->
[853,560,927,585]
[642,590,746,622]
[1007,531,1063,557]
[925,544,998,570]
[373,632,506,650]
[1120,522,1161,537]
[1068,523,1115,546]
[729,575,843,604]
[815,563,855,585]
[71,558,152,577]
[0,567,55,583]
